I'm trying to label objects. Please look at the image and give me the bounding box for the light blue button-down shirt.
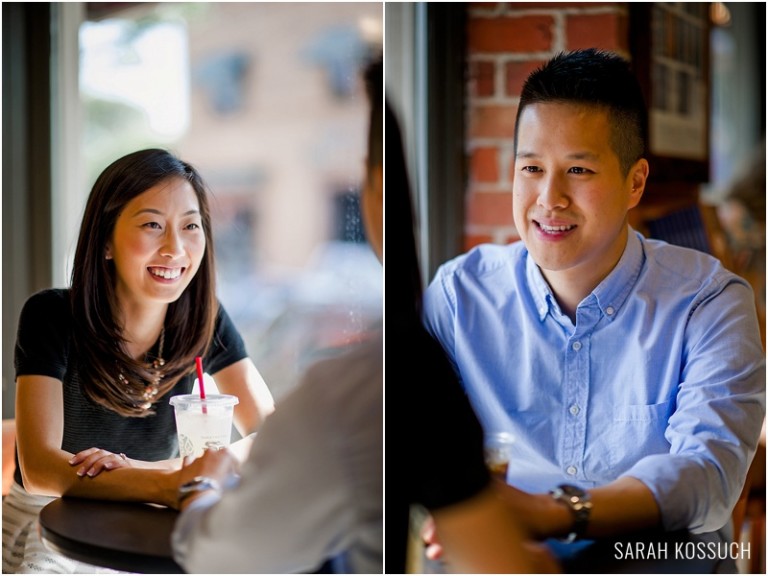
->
[423,229,765,533]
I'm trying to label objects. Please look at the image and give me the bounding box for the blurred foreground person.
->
[384,72,558,573]
[171,59,384,574]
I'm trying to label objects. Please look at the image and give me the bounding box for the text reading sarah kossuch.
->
[614,541,750,562]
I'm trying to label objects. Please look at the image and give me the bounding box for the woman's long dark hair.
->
[70,148,218,417]
[363,54,420,322]
[385,89,493,576]
[386,101,424,329]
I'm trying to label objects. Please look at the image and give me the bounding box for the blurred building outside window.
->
[77,2,383,401]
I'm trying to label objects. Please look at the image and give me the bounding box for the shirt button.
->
[569,404,580,416]
[566,466,577,475]
[606,306,615,316]
[572,341,582,351]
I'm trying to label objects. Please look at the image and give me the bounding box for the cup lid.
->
[169,394,239,406]
[484,431,515,444]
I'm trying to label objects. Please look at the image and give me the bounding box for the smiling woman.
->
[2,148,275,574]
[71,149,220,416]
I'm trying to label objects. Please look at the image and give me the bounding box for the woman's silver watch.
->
[549,484,592,543]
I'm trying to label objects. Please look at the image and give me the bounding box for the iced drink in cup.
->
[169,394,239,458]
[484,431,514,480]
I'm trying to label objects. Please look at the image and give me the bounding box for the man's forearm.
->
[502,476,661,541]
[584,476,661,538]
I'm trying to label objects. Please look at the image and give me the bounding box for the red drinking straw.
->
[195,356,207,414]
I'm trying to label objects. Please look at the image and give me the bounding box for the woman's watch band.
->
[549,484,592,543]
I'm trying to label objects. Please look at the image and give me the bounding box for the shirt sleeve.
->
[171,490,222,565]
[203,302,249,375]
[15,289,70,380]
[171,471,243,565]
[623,279,766,533]
[422,263,460,372]
[171,349,368,574]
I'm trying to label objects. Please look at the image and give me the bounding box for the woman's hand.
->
[421,514,444,561]
[69,447,132,478]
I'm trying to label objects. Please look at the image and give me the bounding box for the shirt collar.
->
[526,251,555,322]
[526,228,645,322]
[591,228,644,321]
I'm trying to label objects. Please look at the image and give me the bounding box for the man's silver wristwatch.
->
[178,476,221,502]
[549,484,592,543]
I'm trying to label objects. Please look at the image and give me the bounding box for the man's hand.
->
[176,448,240,510]
[178,448,239,485]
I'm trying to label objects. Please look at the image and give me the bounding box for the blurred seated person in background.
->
[716,137,765,346]
[2,148,275,574]
[170,58,384,574]
[422,49,765,571]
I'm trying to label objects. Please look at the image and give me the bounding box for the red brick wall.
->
[465,2,630,250]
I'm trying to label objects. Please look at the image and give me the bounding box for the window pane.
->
[79,2,383,400]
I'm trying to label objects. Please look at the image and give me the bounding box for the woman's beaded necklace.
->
[117,327,166,410]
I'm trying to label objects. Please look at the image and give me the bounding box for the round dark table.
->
[39,497,184,573]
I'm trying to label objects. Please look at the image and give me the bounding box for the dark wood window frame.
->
[629,3,712,183]
[422,4,467,281]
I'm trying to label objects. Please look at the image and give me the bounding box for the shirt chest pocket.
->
[608,399,674,473]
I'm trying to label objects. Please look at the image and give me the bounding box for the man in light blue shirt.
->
[423,49,765,566]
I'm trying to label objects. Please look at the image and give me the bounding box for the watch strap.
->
[178,476,221,503]
[549,484,592,543]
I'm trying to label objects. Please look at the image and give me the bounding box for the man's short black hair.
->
[515,48,648,176]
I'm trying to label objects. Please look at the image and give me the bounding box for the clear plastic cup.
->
[484,431,515,480]
[169,394,239,458]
